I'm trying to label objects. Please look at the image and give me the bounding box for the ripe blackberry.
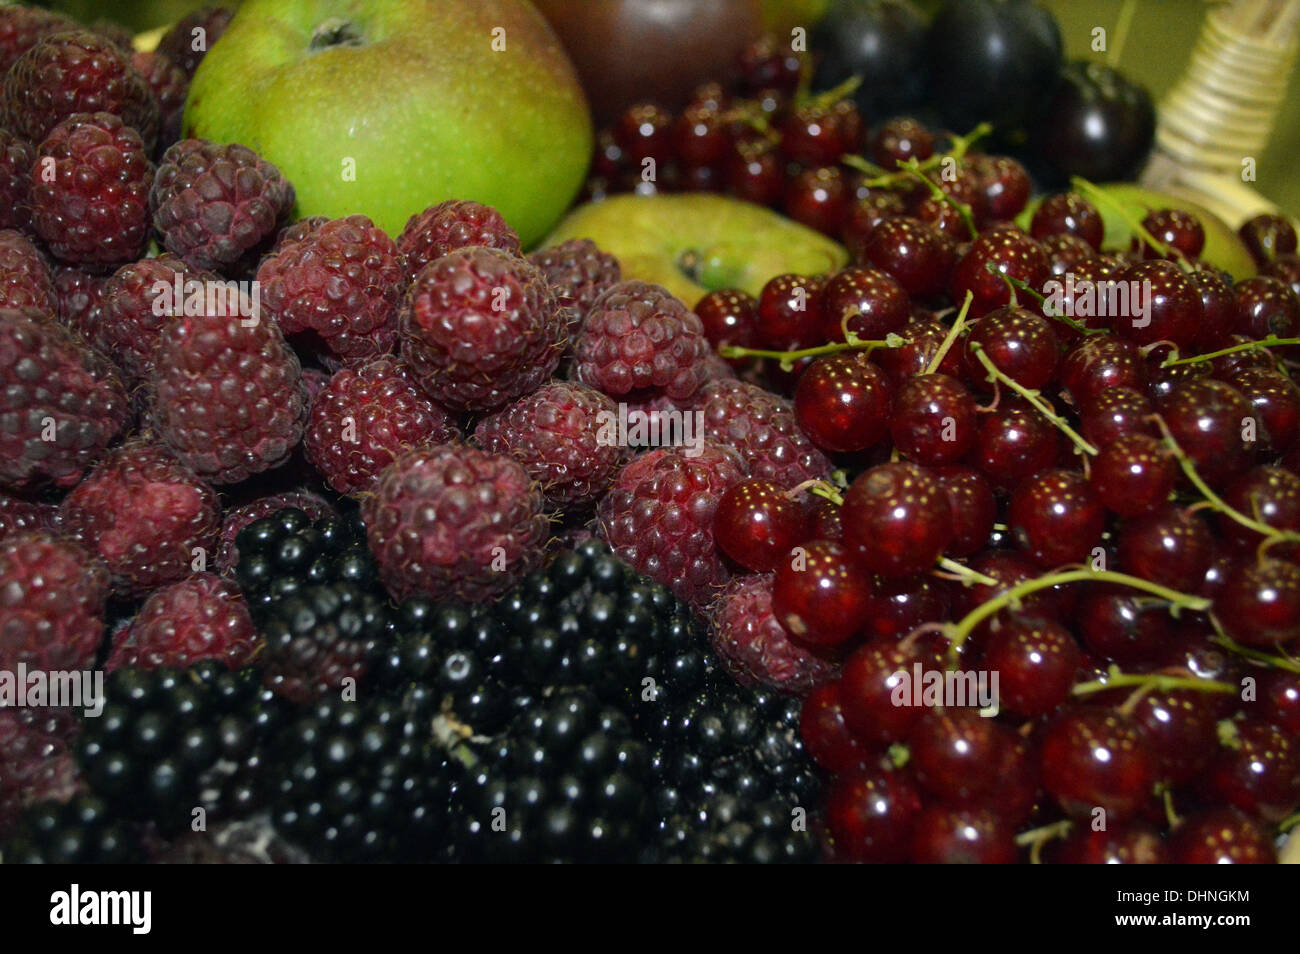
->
[0,131,34,232]
[397,199,522,280]
[0,228,55,315]
[216,491,337,575]
[0,6,76,74]
[0,530,109,672]
[1,794,140,863]
[265,694,452,862]
[0,307,130,491]
[527,238,622,340]
[258,582,393,703]
[130,50,187,154]
[695,378,832,489]
[157,6,234,79]
[451,688,653,862]
[30,111,153,267]
[75,661,282,833]
[473,380,624,508]
[656,793,821,863]
[257,214,404,366]
[399,246,566,413]
[106,572,260,672]
[150,139,295,275]
[304,357,460,495]
[52,265,108,343]
[3,31,159,150]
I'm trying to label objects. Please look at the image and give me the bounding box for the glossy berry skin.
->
[1126,690,1217,787]
[825,766,922,863]
[1110,260,1201,349]
[1079,386,1156,449]
[838,637,945,747]
[966,305,1059,391]
[612,103,673,163]
[800,680,874,771]
[1228,367,1300,453]
[1075,588,1174,664]
[890,373,977,466]
[1030,192,1104,250]
[780,99,864,167]
[1139,208,1204,259]
[841,463,953,577]
[1090,433,1175,517]
[969,400,1062,491]
[1202,720,1300,823]
[694,289,758,358]
[713,479,808,573]
[1159,378,1256,488]
[875,313,961,389]
[770,539,873,649]
[756,273,822,350]
[1116,505,1213,593]
[971,155,1032,223]
[1041,233,1095,278]
[820,266,910,343]
[908,708,1011,802]
[725,137,784,206]
[1039,708,1155,821]
[783,166,850,236]
[950,228,1049,314]
[1008,469,1105,568]
[1234,275,1300,342]
[841,190,905,259]
[981,614,1082,717]
[1216,558,1300,648]
[1189,267,1238,350]
[870,117,934,167]
[931,466,995,557]
[1169,808,1276,864]
[862,217,956,299]
[1052,823,1167,864]
[1239,213,1297,268]
[1257,670,1300,734]
[1060,334,1147,408]
[671,99,729,167]
[793,351,892,453]
[860,574,952,643]
[909,807,1019,864]
[1220,465,1300,553]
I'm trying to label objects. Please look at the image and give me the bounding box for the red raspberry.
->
[105,572,259,671]
[0,492,58,542]
[270,215,330,255]
[130,50,187,155]
[150,138,295,275]
[300,366,330,403]
[59,442,221,596]
[258,214,404,366]
[305,357,460,495]
[0,308,130,491]
[215,491,336,574]
[0,531,109,671]
[474,381,624,508]
[597,441,747,607]
[97,253,217,384]
[0,228,55,315]
[709,573,841,694]
[0,129,34,231]
[400,246,565,412]
[397,199,522,280]
[52,265,108,343]
[150,312,308,485]
[694,378,832,488]
[573,281,713,401]
[527,238,622,335]
[361,443,549,602]
[156,5,233,79]
[30,111,153,267]
[3,31,158,151]
[0,707,83,840]
[0,6,77,73]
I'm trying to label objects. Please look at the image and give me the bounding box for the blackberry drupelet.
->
[656,793,821,863]
[2,795,141,863]
[75,662,282,833]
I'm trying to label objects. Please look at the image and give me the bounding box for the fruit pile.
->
[2,2,1300,865]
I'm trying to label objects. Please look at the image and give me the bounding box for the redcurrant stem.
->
[935,557,999,587]
[988,265,1103,337]
[1070,176,1183,266]
[1162,788,1182,829]
[1162,335,1300,368]
[968,342,1100,456]
[901,158,978,239]
[1151,415,1300,546]
[925,290,974,375]
[1209,634,1300,674]
[788,479,844,507]
[1071,667,1238,700]
[797,74,861,112]
[1015,820,1072,864]
[842,122,992,189]
[718,333,908,371]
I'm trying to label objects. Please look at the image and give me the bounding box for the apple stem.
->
[1162,335,1300,368]
[925,291,974,375]
[717,332,908,371]
[968,341,1100,456]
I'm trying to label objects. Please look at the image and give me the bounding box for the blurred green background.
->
[41,0,1298,213]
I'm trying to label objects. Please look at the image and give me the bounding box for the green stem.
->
[1071,176,1179,263]
[798,75,861,111]
[789,479,844,507]
[1210,635,1300,674]
[842,122,992,189]
[1072,670,1238,698]
[989,265,1103,338]
[1015,820,1073,865]
[1280,812,1300,833]
[1162,335,1300,368]
[1109,0,1137,70]
[718,333,907,371]
[968,342,1100,456]
[936,557,998,587]
[902,158,977,239]
[925,291,974,375]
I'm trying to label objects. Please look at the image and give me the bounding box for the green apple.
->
[542,194,849,306]
[184,0,592,245]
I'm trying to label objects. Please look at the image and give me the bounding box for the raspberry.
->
[0,129,34,231]
[270,215,330,255]
[215,490,336,574]
[527,238,622,336]
[694,378,832,488]
[3,31,159,151]
[52,265,108,343]
[709,574,841,694]
[258,214,404,366]
[150,138,295,275]
[0,308,130,491]
[150,312,308,485]
[0,6,76,74]
[397,199,522,280]
[0,530,109,672]
[0,492,58,542]
[474,381,624,508]
[573,281,713,401]
[30,112,153,267]
[89,20,135,53]
[59,442,221,596]
[361,443,549,602]
[300,366,330,403]
[0,228,55,315]
[400,247,566,412]
[130,50,187,155]
[597,441,747,607]
[305,357,459,495]
[97,254,215,384]
[106,572,260,672]
[156,6,233,79]
[0,707,83,840]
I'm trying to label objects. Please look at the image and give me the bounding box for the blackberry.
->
[75,662,282,833]
[2,794,141,863]
[451,689,653,862]
[655,793,821,864]
[264,695,452,863]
